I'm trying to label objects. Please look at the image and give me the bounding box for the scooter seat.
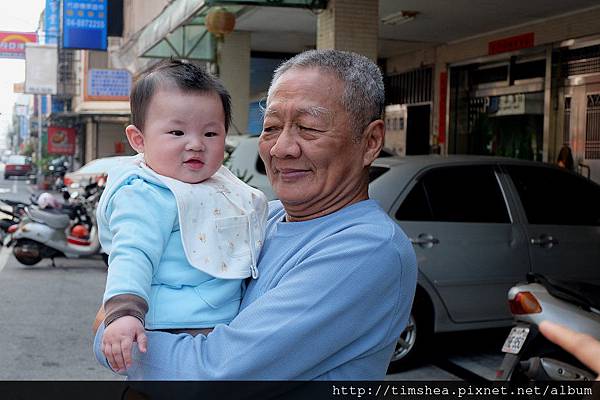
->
[28,207,71,229]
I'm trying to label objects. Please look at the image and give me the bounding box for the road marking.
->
[12,180,17,193]
[0,244,12,273]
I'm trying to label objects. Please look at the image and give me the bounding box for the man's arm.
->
[95,224,417,379]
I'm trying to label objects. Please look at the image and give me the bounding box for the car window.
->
[368,166,389,183]
[7,155,27,164]
[255,156,266,175]
[506,165,600,226]
[396,165,510,223]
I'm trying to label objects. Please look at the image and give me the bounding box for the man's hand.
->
[102,316,148,372]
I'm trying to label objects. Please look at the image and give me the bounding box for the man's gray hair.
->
[269,49,385,137]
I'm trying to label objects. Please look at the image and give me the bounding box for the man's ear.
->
[125,125,145,153]
[362,119,385,167]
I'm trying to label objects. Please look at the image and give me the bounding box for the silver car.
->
[227,139,600,367]
[369,156,600,367]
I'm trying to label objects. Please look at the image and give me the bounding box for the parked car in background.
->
[4,155,34,180]
[226,135,275,200]
[64,156,129,193]
[225,138,600,369]
[368,156,600,368]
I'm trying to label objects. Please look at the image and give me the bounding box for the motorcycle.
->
[5,182,107,267]
[46,156,70,191]
[496,273,600,382]
[0,198,29,242]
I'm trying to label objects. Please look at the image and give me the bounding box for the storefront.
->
[554,37,600,182]
[448,50,547,162]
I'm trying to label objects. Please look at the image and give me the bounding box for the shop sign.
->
[85,68,131,100]
[488,33,534,55]
[25,45,58,95]
[0,31,38,59]
[48,126,76,155]
[13,82,25,93]
[44,0,60,44]
[62,0,107,50]
[15,104,28,117]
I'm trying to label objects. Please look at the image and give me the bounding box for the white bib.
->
[141,164,267,279]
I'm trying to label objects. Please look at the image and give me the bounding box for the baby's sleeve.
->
[102,179,178,307]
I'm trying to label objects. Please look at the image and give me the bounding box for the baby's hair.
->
[130,58,231,132]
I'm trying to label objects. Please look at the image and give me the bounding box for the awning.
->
[110,0,212,72]
[110,0,327,74]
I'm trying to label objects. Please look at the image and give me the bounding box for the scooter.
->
[496,273,600,382]
[47,156,70,190]
[6,183,106,267]
[0,198,29,242]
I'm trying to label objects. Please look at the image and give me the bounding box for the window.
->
[507,165,600,226]
[368,166,389,183]
[396,166,510,223]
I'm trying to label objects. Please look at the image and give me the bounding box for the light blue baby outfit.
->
[97,155,267,329]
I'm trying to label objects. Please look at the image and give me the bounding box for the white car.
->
[64,156,130,193]
[226,135,276,200]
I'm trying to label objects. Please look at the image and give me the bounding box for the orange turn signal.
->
[509,292,542,315]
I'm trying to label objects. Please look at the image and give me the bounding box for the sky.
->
[0,0,45,147]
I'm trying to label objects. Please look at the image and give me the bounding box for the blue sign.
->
[44,0,59,44]
[87,69,131,98]
[41,95,49,115]
[51,97,70,113]
[62,0,107,50]
[19,116,29,139]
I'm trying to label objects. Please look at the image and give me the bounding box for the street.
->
[0,176,115,380]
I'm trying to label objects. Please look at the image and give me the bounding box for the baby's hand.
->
[102,316,147,372]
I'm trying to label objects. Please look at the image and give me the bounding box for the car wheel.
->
[4,175,8,180]
[388,297,432,371]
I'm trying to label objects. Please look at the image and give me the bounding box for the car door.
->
[393,164,530,323]
[504,165,600,284]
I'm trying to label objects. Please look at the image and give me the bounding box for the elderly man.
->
[94,49,417,380]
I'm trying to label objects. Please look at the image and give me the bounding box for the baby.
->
[96,59,267,376]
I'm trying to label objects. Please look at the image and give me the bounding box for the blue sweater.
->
[95,199,417,379]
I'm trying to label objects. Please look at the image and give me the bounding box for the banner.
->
[47,126,76,155]
[0,31,38,59]
[44,0,60,44]
[19,116,29,140]
[25,44,58,95]
[63,0,107,50]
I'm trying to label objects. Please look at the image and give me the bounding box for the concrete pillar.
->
[219,31,251,135]
[317,0,378,61]
[85,118,97,163]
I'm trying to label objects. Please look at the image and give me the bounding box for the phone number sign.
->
[62,0,107,50]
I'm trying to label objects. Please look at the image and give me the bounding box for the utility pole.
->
[37,94,43,185]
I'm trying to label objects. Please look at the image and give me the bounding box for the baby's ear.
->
[125,125,145,153]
